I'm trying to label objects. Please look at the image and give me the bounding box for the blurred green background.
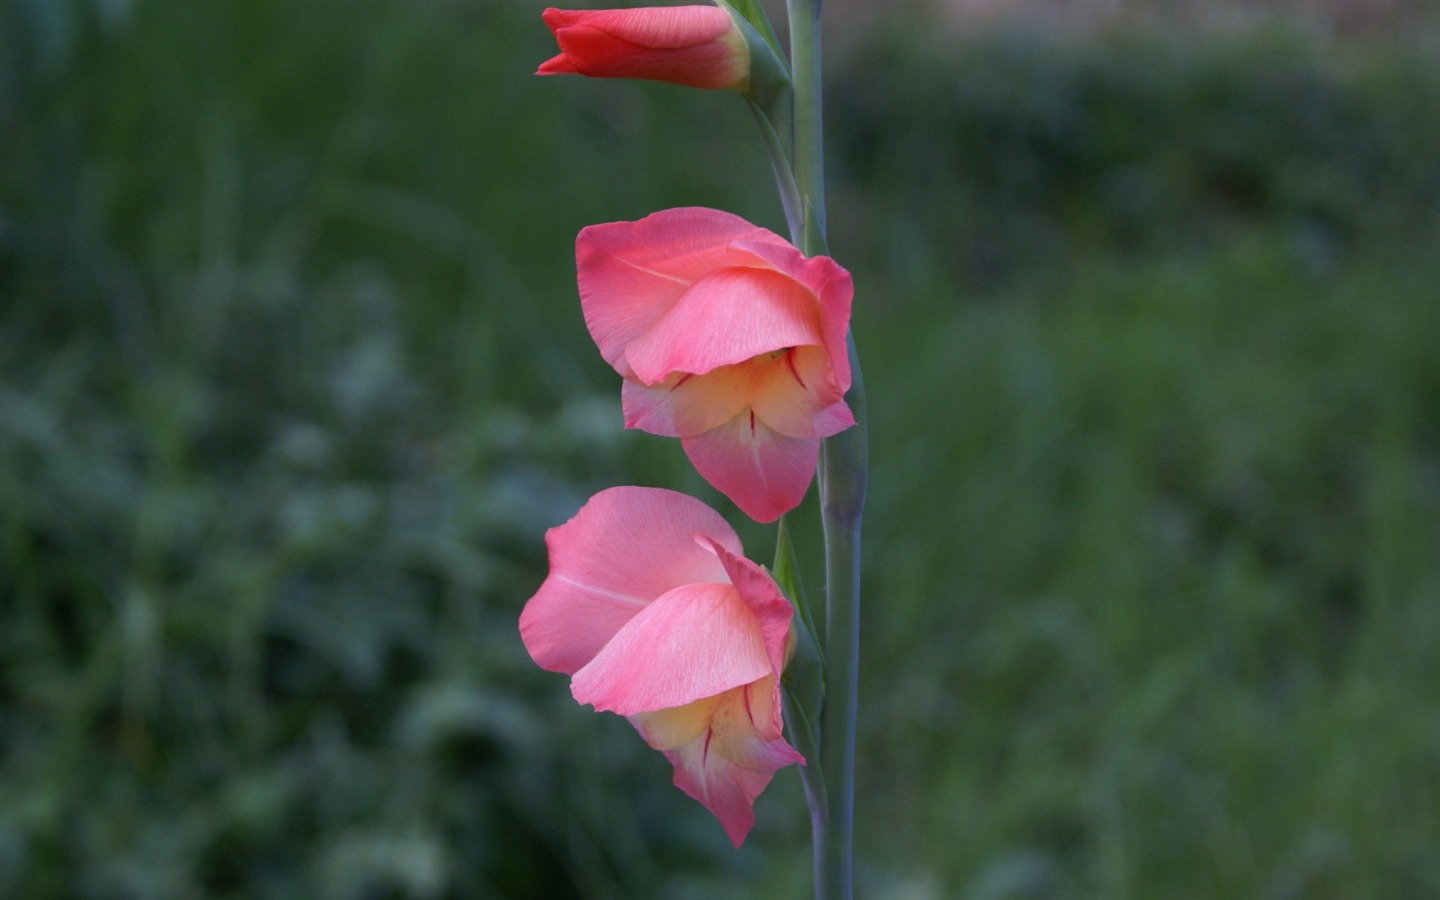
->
[3,0,1439,897]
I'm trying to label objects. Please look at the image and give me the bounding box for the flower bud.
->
[538,6,750,91]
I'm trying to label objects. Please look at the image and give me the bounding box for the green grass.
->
[2,1,1439,897]
[859,234,1440,898]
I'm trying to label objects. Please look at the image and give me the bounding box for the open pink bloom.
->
[519,486,804,846]
[577,207,854,522]
[538,6,749,91]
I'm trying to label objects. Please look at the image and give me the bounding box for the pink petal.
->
[519,487,741,675]
[654,677,805,847]
[701,537,794,681]
[729,239,853,393]
[536,52,581,75]
[624,267,825,385]
[682,413,820,523]
[629,692,721,751]
[576,209,773,375]
[621,363,752,438]
[571,582,770,716]
[748,345,855,439]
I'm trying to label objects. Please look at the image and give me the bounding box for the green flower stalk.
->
[755,1,866,895]
[790,6,864,898]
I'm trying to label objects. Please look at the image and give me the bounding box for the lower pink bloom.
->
[519,486,804,846]
[576,207,855,522]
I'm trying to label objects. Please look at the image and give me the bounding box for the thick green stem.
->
[750,5,864,894]
[788,0,826,254]
[816,333,864,900]
[788,2,865,899]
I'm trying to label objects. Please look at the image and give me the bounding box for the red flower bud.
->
[538,6,750,91]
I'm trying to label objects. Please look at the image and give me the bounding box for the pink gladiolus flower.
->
[538,6,750,91]
[519,486,804,846]
[577,207,854,523]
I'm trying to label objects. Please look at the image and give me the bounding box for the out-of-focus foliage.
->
[1,1,1437,898]
[830,14,1440,289]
